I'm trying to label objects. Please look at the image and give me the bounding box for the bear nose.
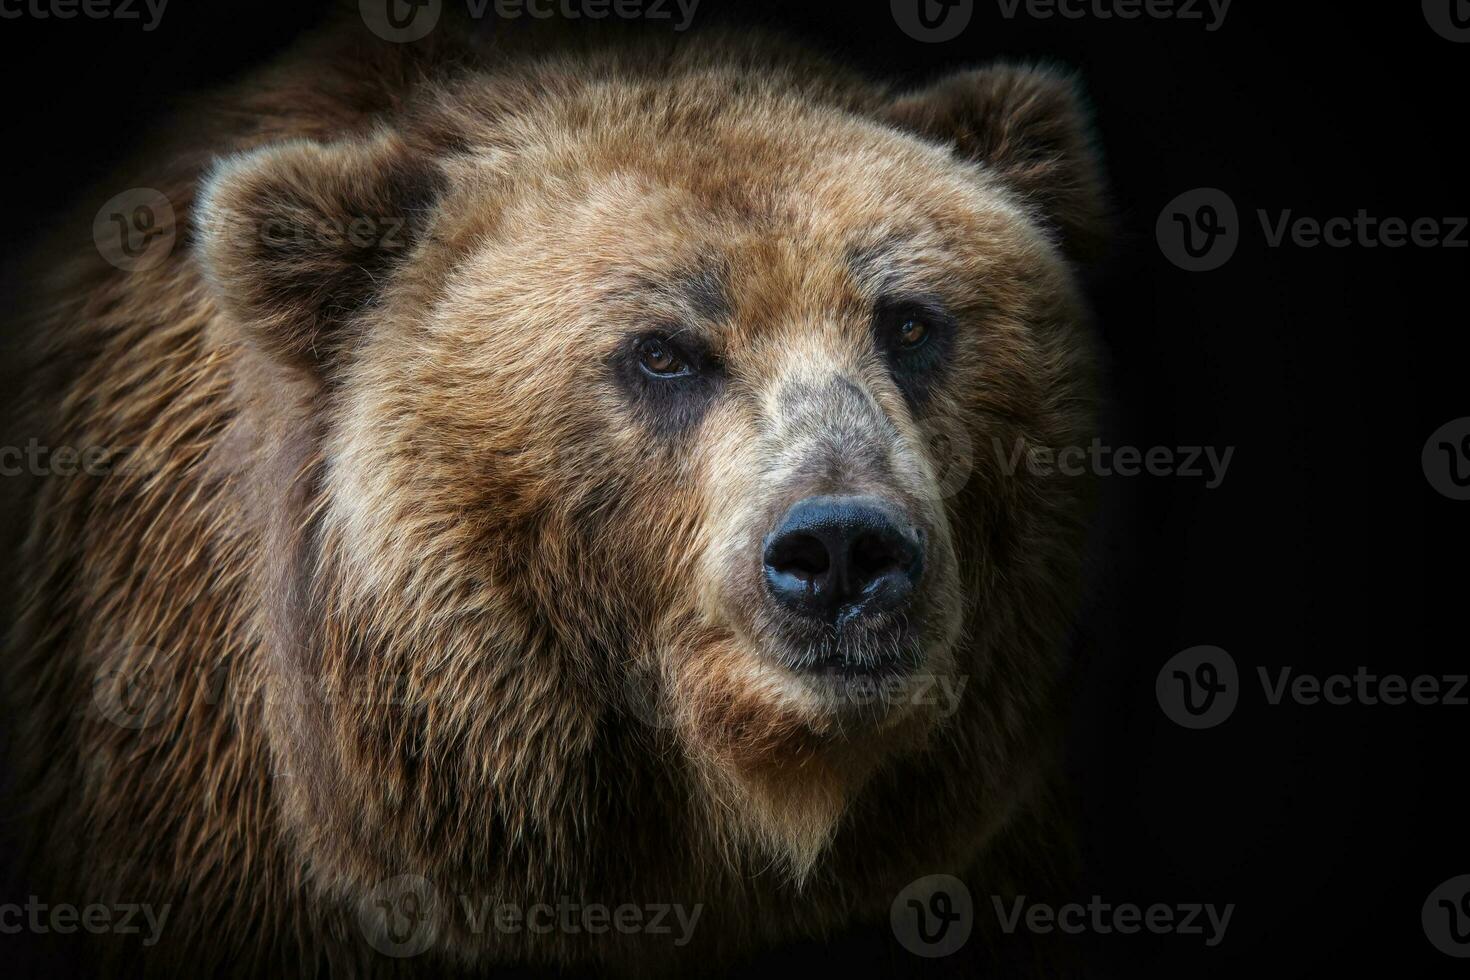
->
[762,495,924,626]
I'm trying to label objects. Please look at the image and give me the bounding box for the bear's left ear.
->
[886,65,1108,262]
[196,131,443,377]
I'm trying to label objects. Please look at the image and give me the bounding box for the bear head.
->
[194,37,1106,947]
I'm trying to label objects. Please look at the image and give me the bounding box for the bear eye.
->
[896,317,929,350]
[874,297,954,406]
[875,298,949,359]
[614,331,724,435]
[637,337,692,378]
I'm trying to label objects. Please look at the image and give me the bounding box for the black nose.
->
[762,495,924,625]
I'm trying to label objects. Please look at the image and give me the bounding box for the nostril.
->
[767,533,830,581]
[850,530,903,585]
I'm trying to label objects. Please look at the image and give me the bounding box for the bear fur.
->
[0,10,1106,977]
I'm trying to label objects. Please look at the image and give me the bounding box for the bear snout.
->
[761,494,924,627]
[758,494,929,675]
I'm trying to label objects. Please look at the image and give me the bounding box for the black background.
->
[0,1,1460,977]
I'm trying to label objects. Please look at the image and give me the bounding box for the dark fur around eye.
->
[873,297,955,406]
[610,330,724,434]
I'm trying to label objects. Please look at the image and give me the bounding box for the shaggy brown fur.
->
[1,10,1106,977]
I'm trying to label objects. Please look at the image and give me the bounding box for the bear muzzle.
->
[759,494,928,675]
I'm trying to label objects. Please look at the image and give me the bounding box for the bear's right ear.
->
[885,64,1108,262]
[196,132,443,376]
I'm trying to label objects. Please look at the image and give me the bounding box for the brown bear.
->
[0,10,1106,978]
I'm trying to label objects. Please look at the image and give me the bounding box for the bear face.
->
[179,32,1104,971]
